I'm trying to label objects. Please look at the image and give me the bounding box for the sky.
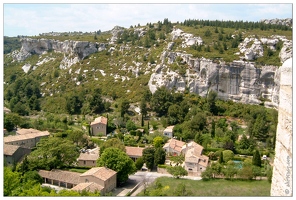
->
[2,1,293,37]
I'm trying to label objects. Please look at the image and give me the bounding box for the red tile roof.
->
[71,182,103,192]
[38,169,81,185]
[91,116,107,125]
[125,146,144,157]
[4,131,50,143]
[163,138,185,153]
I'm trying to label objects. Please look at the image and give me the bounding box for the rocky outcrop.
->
[148,54,280,107]
[270,58,292,196]
[12,38,107,69]
[260,18,292,27]
[238,35,292,61]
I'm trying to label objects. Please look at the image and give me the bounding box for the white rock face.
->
[22,64,31,73]
[13,38,107,66]
[148,52,281,107]
[270,58,292,196]
[171,27,203,47]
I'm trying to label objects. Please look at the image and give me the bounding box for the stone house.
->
[77,148,99,167]
[125,146,144,161]
[4,144,31,165]
[3,131,50,149]
[38,167,116,195]
[163,138,185,156]
[182,141,209,176]
[90,116,107,136]
[163,125,174,138]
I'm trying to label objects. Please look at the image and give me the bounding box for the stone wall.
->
[270,58,292,196]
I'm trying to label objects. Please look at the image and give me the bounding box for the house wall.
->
[184,162,207,173]
[91,123,107,136]
[164,147,181,156]
[78,160,97,167]
[79,173,116,194]
[4,147,31,165]
[163,131,173,138]
[5,135,48,149]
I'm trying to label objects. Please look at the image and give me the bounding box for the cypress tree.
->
[218,151,224,163]
[252,149,262,167]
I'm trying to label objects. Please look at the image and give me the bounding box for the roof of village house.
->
[71,182,103,193]
[16,128,47,135]
[91,116,108,126]
[182,141,204,155]
[163,138,185,153]
[163,126,174,133]
[80,167,116,181]
[185,147,209,168]
[3,131,50,143]
[3,144,20,155]
[125,146,144,157]
[77,152,99,161]
[38,169,81,185]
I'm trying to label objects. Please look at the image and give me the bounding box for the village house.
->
[3,130,50,149]
[77,148,100,167]
[163,138,185,156]
[163,125,174,138]
[125,146,144,161]
[3,144,31,165]
[90,116,108,136]
[38,167,116,195]
[182,141,209,176]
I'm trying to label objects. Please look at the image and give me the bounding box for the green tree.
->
[167,166,188,178]
[239,134,250,149]
[222,161,238,180]
[238,166,254,180]
[207,90,218,115]
[140,99,148,117]
[154,148,166,165]
[142,147,156,170]
[4,113,21,132]
[99,138,126,156]
[190,112,207,132]
[252,149,262,167]
[135,157,144,170]
[169,154,184,166]
[211,162,223,178]
[168,104,183,125]
[222,150,234,163]
[210,120,216,138]
[4,167,21,196]
[153,136,164,148]
[218,151,224,163]
[97,148,136,185]
[151,86,173,117]
[120,99,130,117]
[27,137,79,170]
[126,120,137,131]
[67,130,84,146]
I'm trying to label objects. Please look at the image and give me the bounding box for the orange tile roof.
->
[185,146,209,167]
[4,131,50,143]
[125,146,144,157]
[91,116,107,125]
[80,167,116,181]
[3,144,19,155]
[71,182,103,192]
[163,138,185,153]
[38,169,81,185]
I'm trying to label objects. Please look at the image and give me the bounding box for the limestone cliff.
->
[270,58,292,196]
[149,54,280,107]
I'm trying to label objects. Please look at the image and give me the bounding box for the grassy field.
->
[137,177,271,196]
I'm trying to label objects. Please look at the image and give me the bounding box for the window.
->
[84,161,86,165]
[189,168,192,171]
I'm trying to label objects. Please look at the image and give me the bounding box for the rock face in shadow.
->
[148,55,280,108]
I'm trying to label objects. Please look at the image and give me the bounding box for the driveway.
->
[116,171,202,196]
